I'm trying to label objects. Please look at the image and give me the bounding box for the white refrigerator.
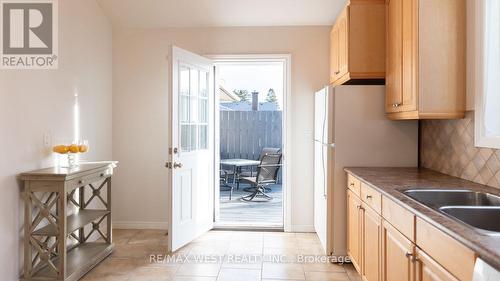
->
[313,85,418,257]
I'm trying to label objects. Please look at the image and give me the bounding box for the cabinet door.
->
[416,249,459,281]
[386,0,403,113]
[382,221,414,281]
[347,190,362,272]
[400,0,417,112]
[362,205,382,281]
[337,8,349,78]
[330,25,340,83]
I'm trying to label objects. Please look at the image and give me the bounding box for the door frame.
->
[207,54,292,232]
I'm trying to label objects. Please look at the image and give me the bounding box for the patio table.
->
[220,159,261,186]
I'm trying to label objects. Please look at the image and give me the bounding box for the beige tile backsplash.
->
[420,111,500,189]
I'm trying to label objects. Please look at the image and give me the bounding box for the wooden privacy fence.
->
[220,110,283,160]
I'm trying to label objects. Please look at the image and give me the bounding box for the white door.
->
[167,46,215,252]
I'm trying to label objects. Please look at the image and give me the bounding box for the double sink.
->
[402,189,500,236]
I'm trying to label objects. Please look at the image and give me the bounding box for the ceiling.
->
[96,0,344,28]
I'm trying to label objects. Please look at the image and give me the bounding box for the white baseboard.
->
[289,225,315,232]
[113,221,168,230]
[113,221,313,233]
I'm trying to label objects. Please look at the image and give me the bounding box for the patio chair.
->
[242,147,281,174]
[220,169,233,200]
[240,153,282,201]
[238,147,281,190]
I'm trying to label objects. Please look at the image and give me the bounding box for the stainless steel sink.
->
[403,189,500,208]
[401,189,500,235]
[439,206,500,235]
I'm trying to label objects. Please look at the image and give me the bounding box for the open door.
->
[167,46,215,252]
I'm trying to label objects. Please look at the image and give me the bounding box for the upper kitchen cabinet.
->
[330,0,386,85]
[385,0,466,120]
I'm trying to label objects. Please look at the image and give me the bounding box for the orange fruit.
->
[78,145,88,153]
[68,144,79,153]
[53,145,69,154]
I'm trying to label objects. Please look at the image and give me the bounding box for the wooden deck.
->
[217,183,283,228]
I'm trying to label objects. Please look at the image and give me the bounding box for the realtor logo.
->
[1,0,58,69]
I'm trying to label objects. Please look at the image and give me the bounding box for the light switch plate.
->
[43,132,52,148]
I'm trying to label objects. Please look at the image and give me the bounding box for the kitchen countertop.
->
[344,167,500,270]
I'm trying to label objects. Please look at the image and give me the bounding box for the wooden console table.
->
[20,162,117,281]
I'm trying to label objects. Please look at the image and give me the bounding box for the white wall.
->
[0,1,112,280]
[112,26,330,231]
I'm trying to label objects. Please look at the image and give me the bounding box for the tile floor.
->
[82,229,361,281]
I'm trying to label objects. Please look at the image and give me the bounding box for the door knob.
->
[173,162,183,169]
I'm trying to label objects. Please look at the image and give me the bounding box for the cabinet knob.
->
[349,183,355,186]
[392,103,402,108]
[335,71,340,75]
[405,252,417,262]
[366,195,373,199]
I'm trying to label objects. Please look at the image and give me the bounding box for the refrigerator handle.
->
[322,143,335,198]
[322,91,328,144]
[322,145,327,198]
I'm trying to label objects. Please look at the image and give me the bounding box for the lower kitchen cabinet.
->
[347,189,383,281]
[346,172,476,281]
[381,221,414,281]
[363,204,382,281]
[416,248,459,281]
[348,190,363,272]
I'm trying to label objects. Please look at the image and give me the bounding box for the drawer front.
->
[382,196,415,242]
[27,180,64,192]
[416,217,475,281]
[360,182,382,214]
[67,168,112,192]
[347,173,361,196]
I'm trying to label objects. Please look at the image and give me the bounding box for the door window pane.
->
[180,95,190,122]
[181,125,190,152]
[190,69,199,96]
[179,66,209,152]
[189,125,197,151]
[190,97,198,123]
[199,98,208,123]
[199,125,208,149]
[200,71,208,97]
[181,124,198,152]
[180,66,189,96]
